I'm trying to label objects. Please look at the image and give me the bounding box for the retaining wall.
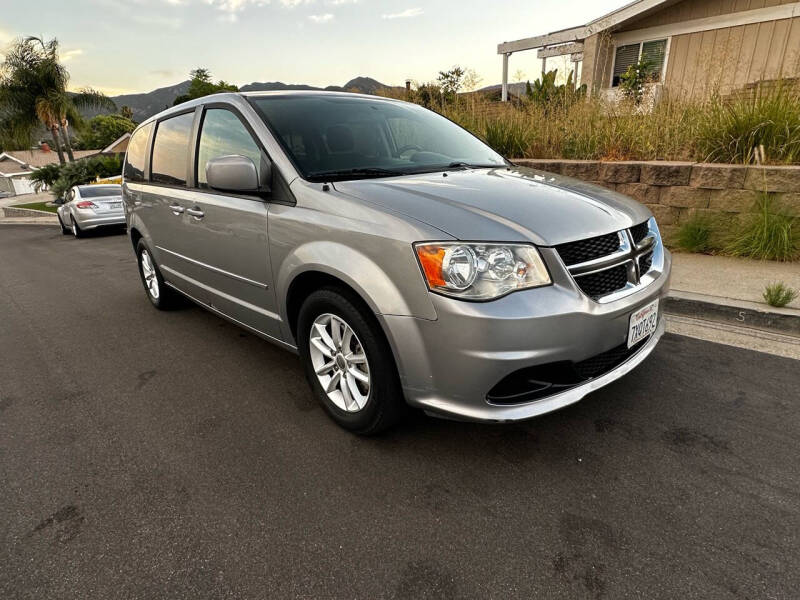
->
[512,159,800,230]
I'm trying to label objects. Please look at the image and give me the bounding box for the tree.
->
[173,68,238,106]
[437,66,465,104]
[120,105,134,121]
[75,114,136,150]
[0,37,115,164]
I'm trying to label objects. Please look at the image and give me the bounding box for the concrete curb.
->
[0,219,59,225]
[664,290,800,336]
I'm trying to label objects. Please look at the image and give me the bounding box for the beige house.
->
[498,0,800,101]
[0,147,98,196]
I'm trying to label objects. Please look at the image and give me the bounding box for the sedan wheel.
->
[309,313,371,413]
[57,214,70,235]
[71,217,83,238]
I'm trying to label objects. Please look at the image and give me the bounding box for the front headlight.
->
[414,242,551,300]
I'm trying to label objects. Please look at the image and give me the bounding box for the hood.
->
[333,166,651,246]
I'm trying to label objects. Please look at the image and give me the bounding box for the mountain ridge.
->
[110,76,402,121]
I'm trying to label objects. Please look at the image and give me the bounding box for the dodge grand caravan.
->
[123,91,671,434]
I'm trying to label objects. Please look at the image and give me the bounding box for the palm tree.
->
[0,37,115,164]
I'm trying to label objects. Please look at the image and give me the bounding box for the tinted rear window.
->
[124,123,153,183]
[151,112,194,186]
[78,185,121,198]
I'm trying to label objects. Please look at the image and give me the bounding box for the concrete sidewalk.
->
[671,252,800,310]
[664,252,800,359]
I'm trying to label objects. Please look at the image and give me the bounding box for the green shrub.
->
[28,163,62,192]
[697,83,800,164]
[725,195,799,261]
[619,59,653,105]
[676,217,714,253]
[48,154,123,199]
[763,282,798,307]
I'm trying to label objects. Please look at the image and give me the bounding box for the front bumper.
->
[380,247,672,423]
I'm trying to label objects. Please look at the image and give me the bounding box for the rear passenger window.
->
[123,122,153,183]
[196,109,263,188]
[151,112,194,186]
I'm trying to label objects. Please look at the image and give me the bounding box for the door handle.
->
[169,204,184,215]
[186,207,205,219]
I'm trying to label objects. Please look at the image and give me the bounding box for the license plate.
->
[627,299,659,348]
[108,202,122,209]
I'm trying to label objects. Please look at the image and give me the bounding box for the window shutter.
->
[613,44,640,87]
[641,40,667,81]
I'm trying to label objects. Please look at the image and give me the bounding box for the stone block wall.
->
[513,159,800,230]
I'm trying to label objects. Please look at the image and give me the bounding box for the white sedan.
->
[56,184,126,237]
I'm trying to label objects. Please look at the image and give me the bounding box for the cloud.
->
[131,13,184,28]
[206,0,270,13]
[281,0,316,6]
[61,48,84,63]
[382,7,422,19]
[325,0,357,4]
[149,69,175,77]
[308,13,333,22]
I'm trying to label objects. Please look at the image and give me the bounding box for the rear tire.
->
[297,287,405,435]
[70,216,84,238]
[136,239,182,310]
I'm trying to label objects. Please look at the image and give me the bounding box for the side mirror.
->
[206,155,269,194]
[53,197,65,205]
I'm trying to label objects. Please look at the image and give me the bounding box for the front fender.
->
[276,240,437,335]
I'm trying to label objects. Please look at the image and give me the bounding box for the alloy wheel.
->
[140,249,160,300]
[308,313,371,412]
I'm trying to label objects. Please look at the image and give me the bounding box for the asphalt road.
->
[1,224,799,599]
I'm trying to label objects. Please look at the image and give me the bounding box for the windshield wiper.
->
[446,161,502,169]
[308,167,402,181]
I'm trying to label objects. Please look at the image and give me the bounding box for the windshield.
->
[249,95,506,181]
[78,185,121,198]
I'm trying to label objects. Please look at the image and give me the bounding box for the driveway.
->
[1,224,799,599]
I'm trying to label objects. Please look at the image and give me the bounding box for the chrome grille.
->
[556,232,621,266]
[630,221,650,245]
[558,218,661,302]
[639,251,654,275]
[574,264,628,300]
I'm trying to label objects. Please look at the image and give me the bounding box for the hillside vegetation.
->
[395,74,800,166]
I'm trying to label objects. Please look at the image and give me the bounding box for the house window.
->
[612,39,667,87]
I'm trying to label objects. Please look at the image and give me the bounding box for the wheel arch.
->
[129,226,143,252]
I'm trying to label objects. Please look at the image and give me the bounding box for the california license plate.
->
[628,299,659,348]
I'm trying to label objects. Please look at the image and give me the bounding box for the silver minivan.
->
[123,91,670,433]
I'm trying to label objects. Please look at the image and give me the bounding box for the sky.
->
[1,0,624,96]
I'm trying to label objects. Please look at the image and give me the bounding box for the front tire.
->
[136,239,181,310]
[57,214,70,235]
[297,287,405,434]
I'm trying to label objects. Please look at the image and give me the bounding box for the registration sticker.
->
[627,299,659,348]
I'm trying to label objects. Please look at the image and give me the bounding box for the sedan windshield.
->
[249,95,506,181]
